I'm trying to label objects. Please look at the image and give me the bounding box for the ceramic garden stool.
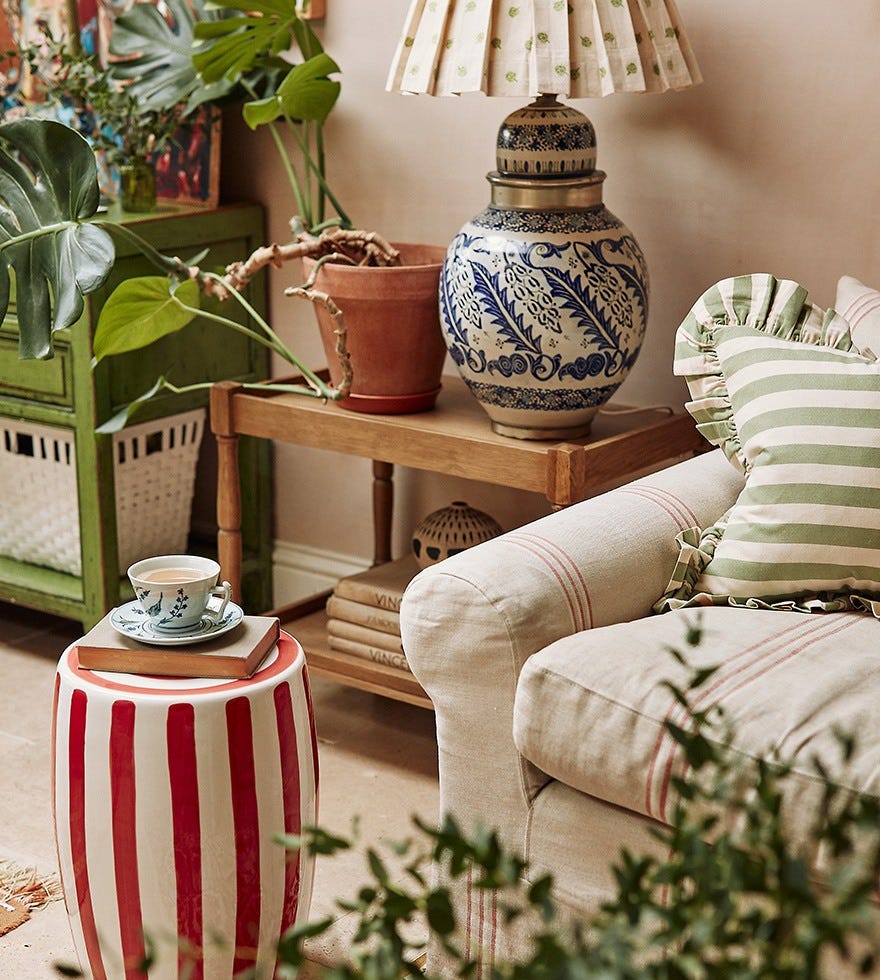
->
[51,630,318,980]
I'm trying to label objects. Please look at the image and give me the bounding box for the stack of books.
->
[326,555,419,673]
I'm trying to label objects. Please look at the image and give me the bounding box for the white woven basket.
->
[0,409,205,577]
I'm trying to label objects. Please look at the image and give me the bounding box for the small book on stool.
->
[75,614,280,678]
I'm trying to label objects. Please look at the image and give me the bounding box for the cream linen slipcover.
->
[515,606,880,830]
[401,449,880,978]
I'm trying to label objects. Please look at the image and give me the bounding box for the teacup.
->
[128,555,232,631]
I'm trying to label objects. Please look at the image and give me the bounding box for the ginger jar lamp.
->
[387,0,701,439]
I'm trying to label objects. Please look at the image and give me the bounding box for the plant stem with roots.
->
[170,274,352,401]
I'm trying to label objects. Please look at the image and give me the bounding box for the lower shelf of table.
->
[277,605,432,711]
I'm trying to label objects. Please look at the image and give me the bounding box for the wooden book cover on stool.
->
[75,614,280,678]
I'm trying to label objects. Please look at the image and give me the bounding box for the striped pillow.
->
[656,273,880,616]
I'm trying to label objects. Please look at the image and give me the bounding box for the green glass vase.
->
[119,160,157,213]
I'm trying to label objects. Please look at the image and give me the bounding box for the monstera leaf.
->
[193,0,323,87]
[0,119,115,359]
[108,0,233,112]
[242,53,341,127]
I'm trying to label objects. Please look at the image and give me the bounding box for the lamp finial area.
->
[496,98,597,179]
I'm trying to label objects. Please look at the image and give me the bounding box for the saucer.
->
[109,599,244,646]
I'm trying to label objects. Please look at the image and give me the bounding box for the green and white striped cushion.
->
[657,273,880,616]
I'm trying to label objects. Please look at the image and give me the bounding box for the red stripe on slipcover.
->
[167,703,203,979]
[656,616,851,820]
[513,532,594,630]
[274,682,302,934]
[489,891,497,974]
[476,885,484,978]
[619,486,697,531]
[226,696,261,974]
[68,689,107,980]
[851,297,880,328]
[109,700,146,978]
[648,616,823,817]
[656,615,860,822]
[465,866,473,960]
[505,534,588,632]
[658,615,859,822]
[643,617,816,816]
[844,293,880,326]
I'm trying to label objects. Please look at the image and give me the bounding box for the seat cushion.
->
[513,607,880,828]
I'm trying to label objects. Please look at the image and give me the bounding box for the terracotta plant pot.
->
[303,243,447,414]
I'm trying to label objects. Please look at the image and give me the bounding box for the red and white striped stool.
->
[52,630,318,980]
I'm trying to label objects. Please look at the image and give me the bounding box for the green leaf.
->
[275,54,341,124]
[367,848,389,887]
[95,376,168,434]
[425,889,455,936]
[107,0,222,111]
[93,276,200,361]
[0,119,114,359]
[193,0,303,85]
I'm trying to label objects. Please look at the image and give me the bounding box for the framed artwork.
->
[151,109,220,208]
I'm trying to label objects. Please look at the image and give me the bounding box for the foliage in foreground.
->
[278,621,880,980]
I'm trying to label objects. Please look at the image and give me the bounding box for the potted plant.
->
[1,0,448,417]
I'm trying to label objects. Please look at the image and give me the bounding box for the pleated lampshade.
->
[387,0,702,99]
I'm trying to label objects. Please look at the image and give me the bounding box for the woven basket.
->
[0,409,205,577]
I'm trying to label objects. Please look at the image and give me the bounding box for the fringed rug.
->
[0,860,63,937]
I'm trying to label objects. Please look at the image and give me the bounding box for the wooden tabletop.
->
[211,374,706,506]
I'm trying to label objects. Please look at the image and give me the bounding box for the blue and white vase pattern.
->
[440,205,649,438]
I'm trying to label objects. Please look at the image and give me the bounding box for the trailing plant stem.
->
[97,221,181,274]
[169,292,330,397]
[158,378,343,401]
[267,118,310,226]
[198,270,340,397]
[287,112,352,230]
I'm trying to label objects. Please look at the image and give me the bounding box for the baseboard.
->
[272,541,370,607]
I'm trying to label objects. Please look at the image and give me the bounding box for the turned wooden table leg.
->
[372,460,394,566]
[211,382,245,601]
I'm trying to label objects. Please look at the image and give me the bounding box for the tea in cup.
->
[128,555,232,631]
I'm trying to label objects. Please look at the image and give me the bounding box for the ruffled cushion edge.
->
[653,525,880,620]
[672,273,858,471]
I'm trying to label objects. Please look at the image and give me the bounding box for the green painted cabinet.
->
[0,202,273,629]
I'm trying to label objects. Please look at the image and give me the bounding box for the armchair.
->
[400,448,880,976]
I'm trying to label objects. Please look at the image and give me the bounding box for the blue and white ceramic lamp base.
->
[440,95,649,440]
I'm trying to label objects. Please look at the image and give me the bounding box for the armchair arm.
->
[399,449,743,836]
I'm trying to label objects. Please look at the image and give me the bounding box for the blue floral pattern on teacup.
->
[133,586,191,627]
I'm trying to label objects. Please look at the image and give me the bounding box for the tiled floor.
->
[0,600,439,978]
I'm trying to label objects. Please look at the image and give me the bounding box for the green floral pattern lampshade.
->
[386,0,701,98]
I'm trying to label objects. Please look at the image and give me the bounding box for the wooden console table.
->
[210,374,707,708]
